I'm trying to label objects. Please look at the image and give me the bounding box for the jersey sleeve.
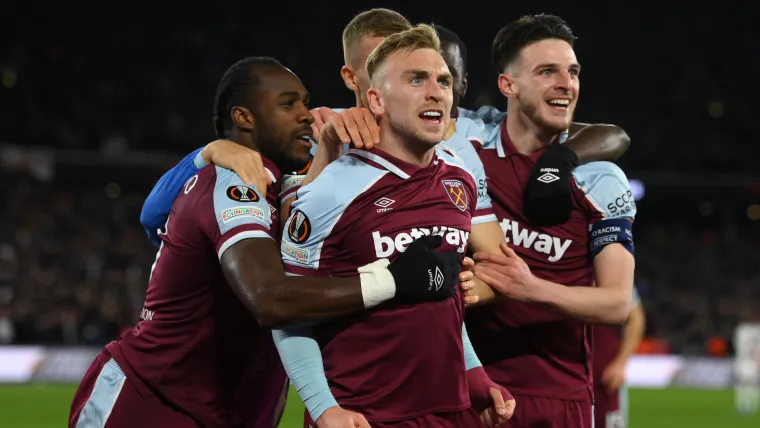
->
[205,166,274,259]
[440,132,497,225]
[272,327,337,421]
[280,171,340,274]
[573,161,637,258]
[281,156,386,275]
[141,147,207,247]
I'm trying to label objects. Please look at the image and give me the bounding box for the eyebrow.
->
[533,62,582,71]
[403,69,453,81]
[278,91,310,99]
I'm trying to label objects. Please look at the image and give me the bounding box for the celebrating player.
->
[593,287,645,428]
[69,57,464,428]
[457,14,637,428]
[275,24,511,428]
[139,9,631,244]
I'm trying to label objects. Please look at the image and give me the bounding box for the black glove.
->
[523,143,580,226]
[388,235,462,303]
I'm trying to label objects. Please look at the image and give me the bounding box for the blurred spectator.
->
[0,173,153,346]
[0,169,758,354]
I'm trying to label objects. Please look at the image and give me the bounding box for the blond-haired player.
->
[274,24,513,428]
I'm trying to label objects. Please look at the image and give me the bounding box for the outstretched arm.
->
[221,238,364,327]
[220,221,461,327]
[470,241,634,324]
[471,162,637,323]
[529,243,635,324]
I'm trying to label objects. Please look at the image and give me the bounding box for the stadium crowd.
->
[0,171,757,356]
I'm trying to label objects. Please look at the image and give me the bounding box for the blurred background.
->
[1,1,759,427]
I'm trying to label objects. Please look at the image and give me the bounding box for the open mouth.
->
[294,135,313,148]
[546,99,570,112]
[419,110,443,125]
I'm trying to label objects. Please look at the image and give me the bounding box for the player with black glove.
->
[524,123,631,227]
[523,143,579,226]
[358,234,463,308]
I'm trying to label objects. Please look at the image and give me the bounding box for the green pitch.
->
[0,384,757,427]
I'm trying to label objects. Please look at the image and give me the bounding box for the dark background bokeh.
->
[1,2,758,356]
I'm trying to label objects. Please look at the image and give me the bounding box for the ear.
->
[461,72,469,98]
[367,87,384,117]
[497,73,517,99]
[231,106,255,132]
[340,65,359,92]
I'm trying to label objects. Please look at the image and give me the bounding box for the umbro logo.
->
[434,266,444,290]
[537,172,560,184]
[427,266,445,291]
[374,197,395,213]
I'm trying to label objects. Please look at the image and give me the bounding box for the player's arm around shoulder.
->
[577,161,637,322]
[215,155,465,327]
[141,147,207,246]
[566,123,631,163]
[214,162,371,328]
[280,107,380,220]
[205,167,286,325]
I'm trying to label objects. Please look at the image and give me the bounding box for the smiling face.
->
[499,38,580,133]
[369,47,453,148]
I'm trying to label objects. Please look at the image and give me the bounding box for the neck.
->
[354,91,363,108]
[506,103,559,155]
[229,130,259,153]
[376,121,435,168]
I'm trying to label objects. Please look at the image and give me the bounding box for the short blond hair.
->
[366,24,441,83]
[342,9,412,65]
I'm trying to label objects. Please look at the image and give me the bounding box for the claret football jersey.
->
[456,115,637,402]
[281,147,478,422]
[107,158,284,428]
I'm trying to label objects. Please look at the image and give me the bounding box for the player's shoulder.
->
[212,165,241,184]
[293,151,389,212]
[210,165,260,195]
[455,116,502,151]
[458,106,507,124]
[176,164,221,199]
[573,161,631,196]
[573,161,636,220]
[441,131,477,158]
[435,146,476,185]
